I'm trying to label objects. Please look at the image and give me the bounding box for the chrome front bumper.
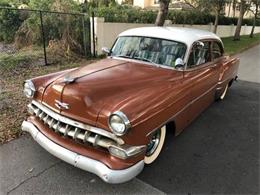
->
[21,120,144,184]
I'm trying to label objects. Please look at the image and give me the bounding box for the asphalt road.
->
[0,44,259,194]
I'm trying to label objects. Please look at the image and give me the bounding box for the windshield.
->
[111,36,186,68]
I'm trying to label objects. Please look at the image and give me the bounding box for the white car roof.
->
[118,27,223,47]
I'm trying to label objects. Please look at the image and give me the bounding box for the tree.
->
[209,0,226,33]
[249,0,259,38]
[227,0,232,16]
[155,0,170,26]
[233,0,250,40]
[184,0,226,34]
[232,0,237,17]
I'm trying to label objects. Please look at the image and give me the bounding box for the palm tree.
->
[155,0,170,26]
[249,0,259,37]
[233,0,246,40]
[232,0,237,17]
[212,0,226,33]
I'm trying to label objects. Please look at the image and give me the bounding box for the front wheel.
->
[144,126,166,164]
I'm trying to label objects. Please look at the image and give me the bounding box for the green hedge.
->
[94,5,157,23]
[94,6,260,26]
[168,10,260,26]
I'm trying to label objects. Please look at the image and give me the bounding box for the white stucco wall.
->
[91,17,260,55]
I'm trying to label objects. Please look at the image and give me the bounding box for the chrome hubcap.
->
[146,130,161,156]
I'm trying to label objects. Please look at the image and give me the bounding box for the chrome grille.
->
[28,100,124,150]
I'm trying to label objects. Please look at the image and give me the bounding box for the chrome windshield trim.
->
[110,56,184,71]
[31,100,124,145]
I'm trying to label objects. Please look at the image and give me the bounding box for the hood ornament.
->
[63,75,76,84]
[55,100,69,110]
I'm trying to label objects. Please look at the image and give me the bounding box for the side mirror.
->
[175,58,185,69]
[195,41,204,49]
[102,47,111,55]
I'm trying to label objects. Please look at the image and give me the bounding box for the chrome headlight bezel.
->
[23,80,36,98]
[108,111,131,136]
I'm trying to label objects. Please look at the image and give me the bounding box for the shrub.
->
[168,10,214,25]
[93,5,260,26]
[0,4,24,43]
[94,5,157,23]
[11,0,90,57]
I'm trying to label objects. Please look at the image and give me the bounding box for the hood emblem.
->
[55,100,69,110]
[63,75,75,84]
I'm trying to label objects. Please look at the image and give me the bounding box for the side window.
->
[187,41,210,68]
[212,42,223,60]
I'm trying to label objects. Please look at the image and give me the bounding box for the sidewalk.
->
[0,136,164,194]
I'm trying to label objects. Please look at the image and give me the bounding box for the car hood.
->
[41,58,183,128]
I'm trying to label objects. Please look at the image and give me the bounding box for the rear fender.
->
[219,56,239,83]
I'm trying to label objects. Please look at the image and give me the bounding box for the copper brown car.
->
[22,27,239,183]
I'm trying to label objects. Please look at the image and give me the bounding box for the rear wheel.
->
[144,126,166,164]
[219,84,228,100]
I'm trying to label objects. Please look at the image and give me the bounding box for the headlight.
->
[23,80,36,98]
[108,111,131,136]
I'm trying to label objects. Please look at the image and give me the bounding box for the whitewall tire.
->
[144,126,166,164]
[220,84,228,100]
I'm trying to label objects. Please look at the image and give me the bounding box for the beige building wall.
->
[116,0,124,4]
[134,0,208,8]
[133,0,159,8]
[224,2,254,18]
[133,0,186,8]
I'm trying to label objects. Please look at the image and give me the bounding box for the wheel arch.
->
[166,120,176,136]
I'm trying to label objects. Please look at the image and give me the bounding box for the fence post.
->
[39,10,48,65]
[82,14,87,59]
[91,11,96,57]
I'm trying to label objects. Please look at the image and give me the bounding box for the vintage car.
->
[22,27,239,183]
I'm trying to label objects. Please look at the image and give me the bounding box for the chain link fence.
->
[0,7,94,143]
[0,7,93,65]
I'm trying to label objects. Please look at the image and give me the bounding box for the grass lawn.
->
[222,33,260,55]
[0,47,95,143]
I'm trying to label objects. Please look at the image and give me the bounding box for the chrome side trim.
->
[217,77,231,85]
[22,121,144,184]
[31,100,124,145]
[146,83,218,137]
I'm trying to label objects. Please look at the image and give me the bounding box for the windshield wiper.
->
[112,55,131,59]
[133,56,157,65]
[113,55,158,66]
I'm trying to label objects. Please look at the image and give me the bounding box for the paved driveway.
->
[0,45,259,194]
[236,44,260,83]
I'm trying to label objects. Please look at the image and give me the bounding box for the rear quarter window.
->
[212,41,223,60]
